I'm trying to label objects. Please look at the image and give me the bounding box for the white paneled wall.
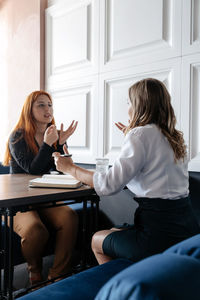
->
[99,0,182,72]
[99,59,181,161]
[46,0,99,90]
[181,53,200,171]
[182,0,200,55]
[50,75,99,163]
[46,0,200,168]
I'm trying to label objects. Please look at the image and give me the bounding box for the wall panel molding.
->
[46,0,99,86]
[48,75,99,163]
[182,0,200,55]
[100,0,182,73]
[99,59,181,163]
[181,54,200,171]
[46,0,200,167]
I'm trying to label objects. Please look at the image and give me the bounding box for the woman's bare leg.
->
[91,229,121,264]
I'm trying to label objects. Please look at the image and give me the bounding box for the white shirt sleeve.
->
[93,132,145,196]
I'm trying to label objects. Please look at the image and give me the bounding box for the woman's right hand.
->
[44,125,59,146]
[53,144,74,173]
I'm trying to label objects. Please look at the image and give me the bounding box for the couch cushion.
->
[164,234,200,259]
[95,253,200,300]
[18,259,132,300]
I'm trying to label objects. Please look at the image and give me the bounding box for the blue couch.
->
[19,234,200,300]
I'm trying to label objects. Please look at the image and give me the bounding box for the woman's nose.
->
[45,105,50,111]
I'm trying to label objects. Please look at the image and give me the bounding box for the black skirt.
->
[102,197,200,262]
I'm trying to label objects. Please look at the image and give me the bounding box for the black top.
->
[9,129,64,174]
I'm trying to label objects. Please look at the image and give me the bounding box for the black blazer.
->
[9,129,65,175]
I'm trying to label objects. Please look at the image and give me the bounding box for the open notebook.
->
[29,174,82,189]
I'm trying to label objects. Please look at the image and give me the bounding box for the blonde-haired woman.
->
[53,78,200,265]
[3,91,78,285]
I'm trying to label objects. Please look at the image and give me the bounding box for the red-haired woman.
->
[3,91,78,285]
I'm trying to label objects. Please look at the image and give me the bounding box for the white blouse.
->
[93,124,189,199]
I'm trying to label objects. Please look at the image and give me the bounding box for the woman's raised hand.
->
[59,120,78,145]
[44,125,59,146]
[115,122,127,134]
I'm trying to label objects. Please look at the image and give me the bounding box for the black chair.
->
[189,171,200,226]
[0,163,9,174]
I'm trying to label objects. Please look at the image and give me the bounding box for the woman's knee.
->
[91,230,107,253]
[59,206,79,228]
[67,207,78,222]
[21,222,49,246]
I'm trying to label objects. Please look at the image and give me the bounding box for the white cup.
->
[96,158,109,173]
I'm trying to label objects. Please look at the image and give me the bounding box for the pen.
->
[60,154,72,157]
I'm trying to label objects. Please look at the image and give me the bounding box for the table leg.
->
[89,195,100,234]
[3,212,8,298]
[1,209,15,300]
[0,210,2,298]
[80,199,87,268]
[94,196,100,232]
[90,201,94,237]
[7,209,14,300]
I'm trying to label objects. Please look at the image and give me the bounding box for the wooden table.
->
[0,174,99,300]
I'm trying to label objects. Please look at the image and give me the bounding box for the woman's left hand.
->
[59,120,78,145]
[115,122,127,134]
[53,144,74,173]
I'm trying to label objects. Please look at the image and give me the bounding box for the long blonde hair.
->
[3,90,56,166]
[126,78,186,161]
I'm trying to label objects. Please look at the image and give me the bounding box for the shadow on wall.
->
[0,0,7,9]
[79,164,200,228]
[100,189,138,226]
[78,163,138,226]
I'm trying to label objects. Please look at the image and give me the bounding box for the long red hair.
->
[3,90,56,166]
